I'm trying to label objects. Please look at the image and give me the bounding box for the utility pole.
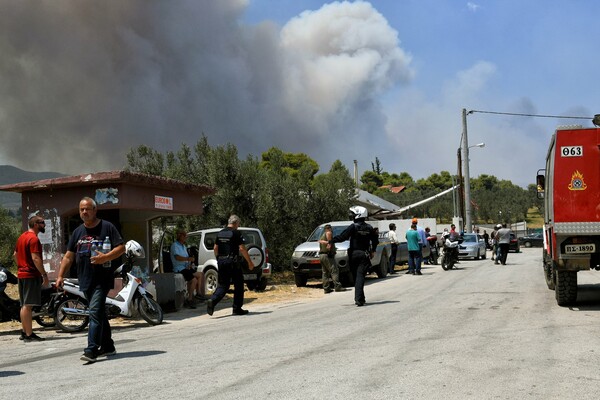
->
[462,108,472,233]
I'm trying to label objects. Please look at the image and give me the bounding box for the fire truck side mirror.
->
[536,170,545,199]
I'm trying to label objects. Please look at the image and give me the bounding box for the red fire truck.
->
[537,126,600,306]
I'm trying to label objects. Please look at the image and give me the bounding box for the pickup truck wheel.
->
[555,270,577,306]
[204,268,219,295]
[377,251,389,278]
[294,273,308,287]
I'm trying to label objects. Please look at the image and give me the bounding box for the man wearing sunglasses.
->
[13,215,49,341]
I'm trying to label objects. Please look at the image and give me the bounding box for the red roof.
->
[0,170,215,195]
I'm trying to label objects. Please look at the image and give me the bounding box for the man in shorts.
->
[171,229,205,309]
[13,215,49,341]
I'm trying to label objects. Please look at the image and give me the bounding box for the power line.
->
[467,109,591,120]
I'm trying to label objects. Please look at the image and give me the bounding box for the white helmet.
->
[495,224,502,229]
[349,205,368,220]
[125,240,145,258]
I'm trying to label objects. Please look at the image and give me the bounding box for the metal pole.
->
[457,148,465,229]
[462,108,472,233]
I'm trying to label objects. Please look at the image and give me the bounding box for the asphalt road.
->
[3,248,600,399]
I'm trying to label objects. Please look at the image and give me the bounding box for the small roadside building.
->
[0,170,215,308]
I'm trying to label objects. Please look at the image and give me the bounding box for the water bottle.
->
[91,241,99,257]
[102,236,111,268]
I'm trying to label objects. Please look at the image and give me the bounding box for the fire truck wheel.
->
[555,271,577,306]
[544,263,555,290]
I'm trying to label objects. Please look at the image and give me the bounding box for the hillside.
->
[0,165,65,210]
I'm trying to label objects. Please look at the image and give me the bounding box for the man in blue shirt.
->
[171,230,205,309]
[406,223,422,275]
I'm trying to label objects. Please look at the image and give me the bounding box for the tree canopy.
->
[124,144,538,269]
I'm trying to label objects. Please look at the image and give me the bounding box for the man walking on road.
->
[56,197,125,363]
[207,215,255,316]
[495,223,511,265]
[331,206,378,307]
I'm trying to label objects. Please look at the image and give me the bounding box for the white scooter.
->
[55,240,163,332]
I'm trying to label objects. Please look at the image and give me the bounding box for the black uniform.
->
[210,227,246,311]
[332,219,378,305]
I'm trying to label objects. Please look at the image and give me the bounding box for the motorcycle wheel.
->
[56,298,89,332]
[138,296,163,325]
[34,306,56,328]
[440,254,450,271]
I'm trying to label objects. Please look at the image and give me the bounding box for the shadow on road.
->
[569,284,600,311]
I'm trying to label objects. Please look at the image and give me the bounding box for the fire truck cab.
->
[537,126,600,306]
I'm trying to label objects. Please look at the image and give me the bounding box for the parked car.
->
[160,227,271,294]
[382,232,430,267]
[518,233,544,248]
[509,233,520,252]
[458,233,487,260]
[291,221,392,287]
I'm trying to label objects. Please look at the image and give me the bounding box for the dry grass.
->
[526,207,544,229]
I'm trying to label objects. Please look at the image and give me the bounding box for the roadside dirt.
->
[0,271,324,334]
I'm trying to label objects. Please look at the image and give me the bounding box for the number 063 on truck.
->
[536,124,600,306]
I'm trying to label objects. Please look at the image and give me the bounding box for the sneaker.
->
[405,270,414,275]
[23,332,45,342]
[355,301,365,307]
[415,271,423,275]
[98,348,117,357]
[19,331,26,341]
[232,308,249,315]
[334,287,347,292]
[206,299,214,316]
[80,352,97,363]
[324,288,333,294]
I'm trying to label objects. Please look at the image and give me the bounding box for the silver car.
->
[458,233,487,260]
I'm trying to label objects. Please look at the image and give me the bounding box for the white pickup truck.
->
[290,221,392,287]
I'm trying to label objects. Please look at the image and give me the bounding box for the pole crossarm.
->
[468,109,591,120]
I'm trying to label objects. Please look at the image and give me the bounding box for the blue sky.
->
[0,1,598,188]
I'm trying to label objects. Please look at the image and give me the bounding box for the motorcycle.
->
[426,236,439,265]
[440,234,462,271]
[0,265,21,323]
[0,264,63,327]
[55,240,163,332]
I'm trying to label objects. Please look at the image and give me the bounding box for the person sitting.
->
[171,229,205,309]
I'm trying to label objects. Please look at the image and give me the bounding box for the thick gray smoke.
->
[0,1,413,175]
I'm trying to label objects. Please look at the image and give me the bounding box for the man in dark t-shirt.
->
[206,215,254,316]
[57,197,125,363]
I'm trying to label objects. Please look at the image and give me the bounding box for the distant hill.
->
[0,165,66,210]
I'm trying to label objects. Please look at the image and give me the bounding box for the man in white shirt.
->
[388,223,399,274]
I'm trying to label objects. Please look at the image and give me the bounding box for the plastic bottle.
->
[91,241,99,257]
[102,236,111,268]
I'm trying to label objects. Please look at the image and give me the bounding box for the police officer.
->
[206,215,255,316]
[330,206,378,307]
